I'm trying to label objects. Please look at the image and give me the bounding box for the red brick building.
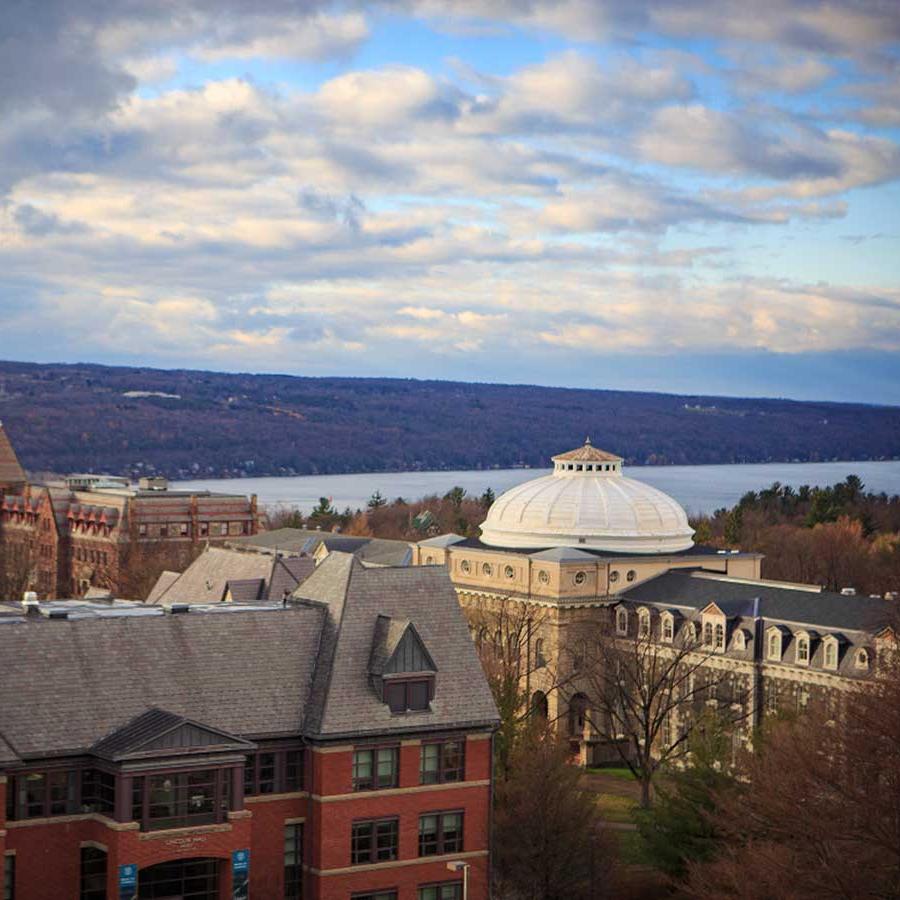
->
[0,423,259,598]
[0,553,499,899]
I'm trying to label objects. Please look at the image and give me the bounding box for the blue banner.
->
[118,863,137,900]
[232,849,250,898]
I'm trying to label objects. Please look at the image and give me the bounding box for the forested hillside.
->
[1,359,898,479]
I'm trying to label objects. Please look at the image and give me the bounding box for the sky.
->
[1,1,899,404]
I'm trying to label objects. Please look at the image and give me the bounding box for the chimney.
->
[21,591,40,616]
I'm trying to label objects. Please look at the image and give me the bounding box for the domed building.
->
[409,441,894,767]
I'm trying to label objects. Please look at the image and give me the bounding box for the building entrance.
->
[138,858,220,900]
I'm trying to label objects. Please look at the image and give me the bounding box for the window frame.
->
[384,678,432,714]
[420,739,465,785]
[352,745,400,792]
[3,854,14,900]
[351,817,400,865]
[284,822,303,900]
[418,809,464,857]
[418,882,464,900]
[80,846,107,900]
[615,607,628,635]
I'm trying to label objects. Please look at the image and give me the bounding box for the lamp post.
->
[446,860,469,900]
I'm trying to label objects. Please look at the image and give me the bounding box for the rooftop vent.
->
[21,591,40,616]
[169,603,191,614]
[841,587,857,596]
[885,592,898,602]
[47,608,69,620]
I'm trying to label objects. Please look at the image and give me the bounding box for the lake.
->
[174,459,900,517]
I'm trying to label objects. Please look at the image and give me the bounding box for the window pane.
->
[376,749,397,788]
[284,751,304,792]
[408,681,429,711]
[353,750,374,790]
[419,814,439,856]
[386,683,406,713]
[420,744,439,784]
[284,823,302,899]
[3,855,13,900]
[22,773,46,818]
[258,753,276,794]
[80,847,107,900]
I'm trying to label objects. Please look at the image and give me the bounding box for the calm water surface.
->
[175,460,900,517]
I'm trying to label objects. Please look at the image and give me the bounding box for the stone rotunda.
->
[479,439,695,554]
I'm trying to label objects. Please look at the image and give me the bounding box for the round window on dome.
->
[504,565,515,579]
[609,571,620,583]
[574,571,586,586]
[424,555,434,565]
[482,562,493,576]
[538,570,549,585]
[461,560,471,574]
[626,570,636,582]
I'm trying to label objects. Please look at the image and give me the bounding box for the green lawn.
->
[585,766,636,780]
[596,792,639,824]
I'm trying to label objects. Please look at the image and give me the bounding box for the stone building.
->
[0,553,498,900]
[0,423,259,598]
[412,440,894,764]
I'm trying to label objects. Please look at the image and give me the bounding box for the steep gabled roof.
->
[0,421,26,488]
[295,553,498,739]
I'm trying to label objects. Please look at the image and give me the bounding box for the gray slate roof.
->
[294,554,499,739]
[0,605,324,760]
[622,570,892,633]
[0,554,498,763]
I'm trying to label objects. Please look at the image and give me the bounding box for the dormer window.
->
[824,639,838,670]
[369,616,437,714]
[796,634,810,665]
[733,630,745,651]
[682,622,697,645]
[615,607,628,635]
[855,648,869,670]
[703,622,713,647]
[715,623,725,651]
[767,630,782,661]
[661,614,674,643]
[638,609,650,638]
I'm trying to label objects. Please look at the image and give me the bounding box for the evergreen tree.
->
[367,490,387,509]
[479,487,496,509]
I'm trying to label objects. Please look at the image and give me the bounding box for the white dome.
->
[479,440,694,553]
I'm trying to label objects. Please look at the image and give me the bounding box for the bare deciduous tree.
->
[569,612,750,807]
[683,640,900,900]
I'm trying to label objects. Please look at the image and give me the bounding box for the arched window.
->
[715,623,725,650]
[703,622,714,647]
[855,648,869,670]
[733,630,745,650]
[824,641,838,670]
[568,693,589,735]
[768,632,781,661]
[662,615,674,642]
[683,622,696,645]
[531,690,549,720]
[615,607,628,635]
[797,636,809,663]
[535,638,546,668]
[638,609,650,638]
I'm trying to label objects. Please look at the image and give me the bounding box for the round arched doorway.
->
[530,690,549,719]
[138,858,220,899]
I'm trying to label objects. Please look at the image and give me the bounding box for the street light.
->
[446,860,469,900]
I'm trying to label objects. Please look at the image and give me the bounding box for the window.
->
[199,522,209,536]
[353,893,396,900]
[855,649,869,670]
[245,752,277,796]
[81,769,115,815]
[682,622,696,644]
[424,555,434,565]
[626,569,636,582]
[574,571,586,586]
[638,610,650,638]
[703,622,713,647]
[80,847,107,900]
[351,818,399,864]
[419,884,463,900]
[662,616,674,643]
[609,570,620,583]
[766,689,778,715]
[535,638,546,667]
[284,823,302,899]
[146,769,217,830]
[460,560,471,574]
[179,522,189,535]
[138,523,147,536]
[715,623,725,651]
[353,747,399,791]
[4,855,14,900]
[797,688,810,711]
[284,750,305,792]
[538,570,549,585]
[797,636,809,664]
[421,740,465,785]
[504,565,515,579]
[385,679,430,713]
[767,632,781,661]
[615,607,628,635]
[568,693,589,736]
[482,563,492,576]
[824,640,838,670]
[419,811,463,856]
